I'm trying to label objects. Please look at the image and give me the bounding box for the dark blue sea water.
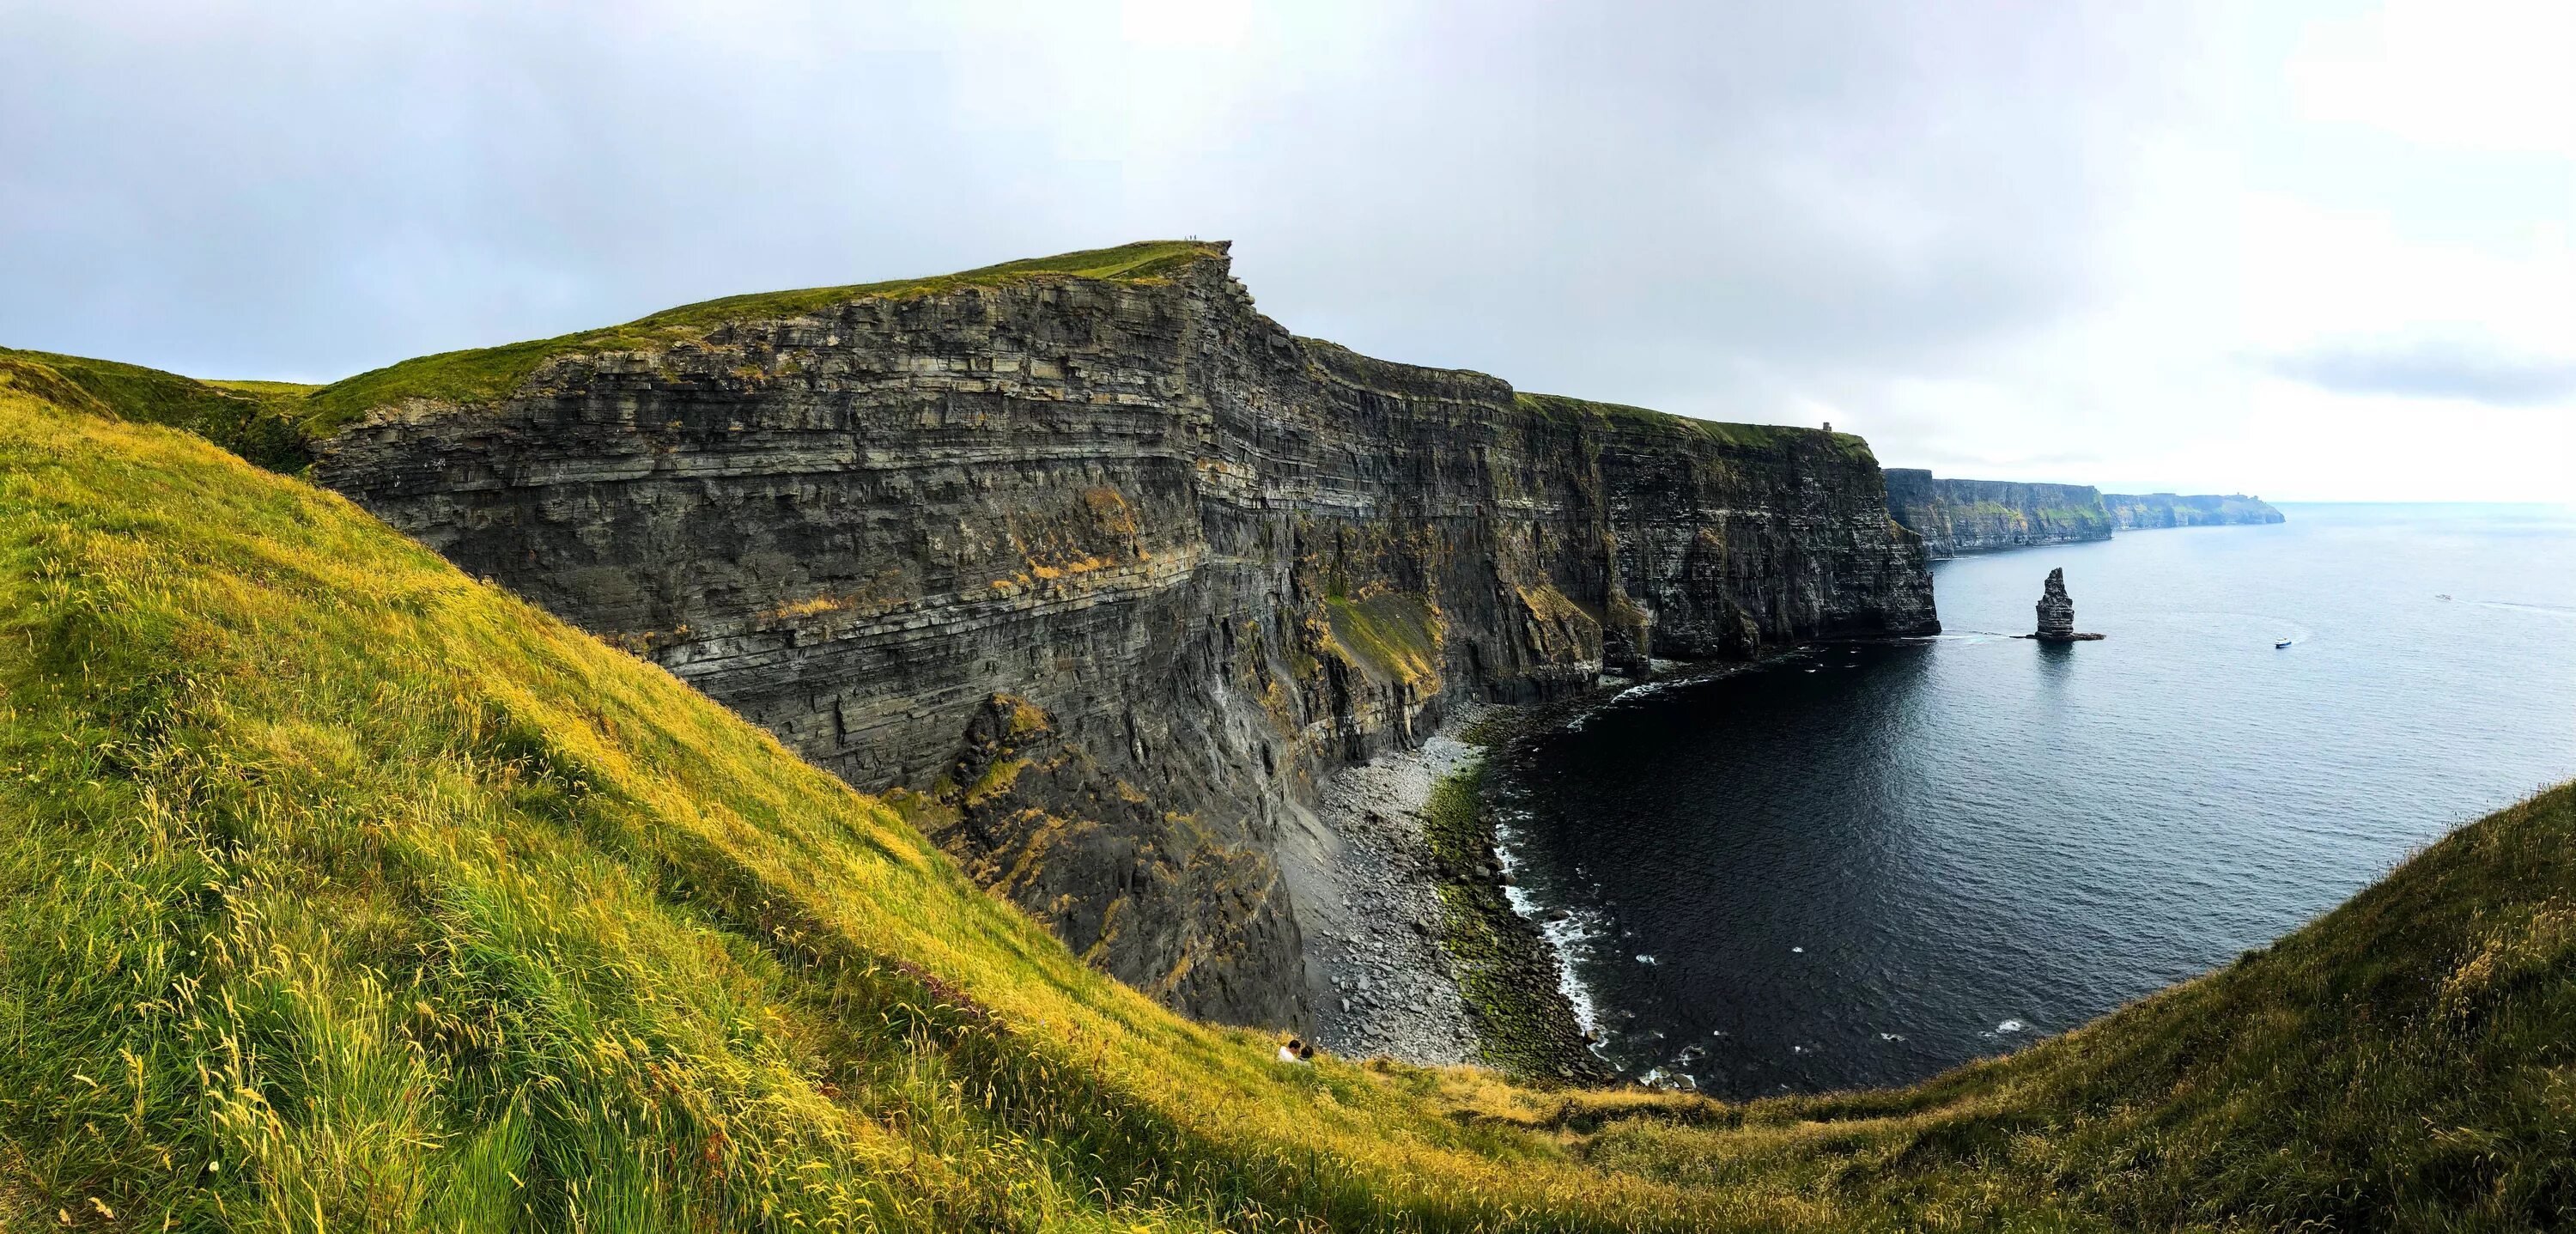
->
[1493,504,2576,1097]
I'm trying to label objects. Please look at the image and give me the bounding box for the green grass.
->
[0,349,315,471]
[1321,593,1442,688]
[7,243,1228,465]
[0,361,1797,1232]
[6,357,2576,1231]
[200,379,326,398]
[295,241,1225,437]
[1513,392,1874,459]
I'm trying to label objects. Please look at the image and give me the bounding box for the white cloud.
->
[2237,193,2576,363]
[2287,0,2576,155]
[1,0,2568,498]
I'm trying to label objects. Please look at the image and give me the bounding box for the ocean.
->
[1492,503,2576,1096]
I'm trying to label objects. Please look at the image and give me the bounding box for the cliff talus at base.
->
[309,242,1938,1036]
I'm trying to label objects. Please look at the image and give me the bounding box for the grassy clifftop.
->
[1514,392,1877,461]
[6,243,1228,470]
[15,245,1881,477]
[6,333,2576,1231]
[296,240,1227,438]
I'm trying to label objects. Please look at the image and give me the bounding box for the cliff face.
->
[1882,469,2115,558]
[311,244,1937,1029]
[2104,492,2286,529]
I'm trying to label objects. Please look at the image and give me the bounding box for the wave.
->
[1490,805,1607,1040]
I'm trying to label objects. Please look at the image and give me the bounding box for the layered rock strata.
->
[1882,469,2115,558]
[312,243,1940,1031]
[2027,568,2103,641]
[2104,492,2286,529]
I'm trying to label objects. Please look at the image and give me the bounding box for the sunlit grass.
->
[0,348,313,471]
[2,375,2570,1231]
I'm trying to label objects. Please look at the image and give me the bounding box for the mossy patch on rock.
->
[902,692,1300,1025]
[1322,591,1443,689]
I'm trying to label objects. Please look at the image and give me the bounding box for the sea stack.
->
[2030,568,2105,641]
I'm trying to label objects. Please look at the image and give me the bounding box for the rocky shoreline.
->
[1395,655,1836,1081]
[1285,697,1609,1081]
[1293,664,1801,1082]
[1285,708,1488,1066]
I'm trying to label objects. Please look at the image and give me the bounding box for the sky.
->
[3,1,2569,501]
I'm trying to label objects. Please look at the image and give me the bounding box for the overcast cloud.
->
[3,0,2569,499]
[2267,338,2576,407]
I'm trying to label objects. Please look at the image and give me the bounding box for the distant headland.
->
[1884,467,2282,558]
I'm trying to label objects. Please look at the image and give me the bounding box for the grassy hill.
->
[0,349,318,472]
[4,361,2575,1231]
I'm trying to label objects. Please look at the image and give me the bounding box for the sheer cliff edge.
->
[308,241,1940,1029]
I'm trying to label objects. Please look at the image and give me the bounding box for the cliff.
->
[1882,468,2115,557]
[9,392,2572,1229]
[305,240,1939,1030]
[2104,491,2287,529]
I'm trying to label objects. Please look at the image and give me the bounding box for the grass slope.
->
[5,351,2576,1231]
[0,366,1799,1232]
[0,349,317,472]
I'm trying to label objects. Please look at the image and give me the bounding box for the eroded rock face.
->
[1883,469,2115,558]
[2036,568,2077,638]
[312,248,1939,1028]
[2028,567,2104,641]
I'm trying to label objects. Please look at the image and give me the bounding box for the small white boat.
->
[2275,638,2293,649]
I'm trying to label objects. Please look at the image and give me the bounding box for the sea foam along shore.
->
[1288,699,1604,1082]
[1287,659,1793,1080]
[1464,655,1818,1084]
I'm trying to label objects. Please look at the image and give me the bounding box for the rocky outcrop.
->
[310,243,1939,1030]
[1882,469,2114,558]
[2036,568,2075,636]
[2027,568,2103,641]
[2103,492,2285,529]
